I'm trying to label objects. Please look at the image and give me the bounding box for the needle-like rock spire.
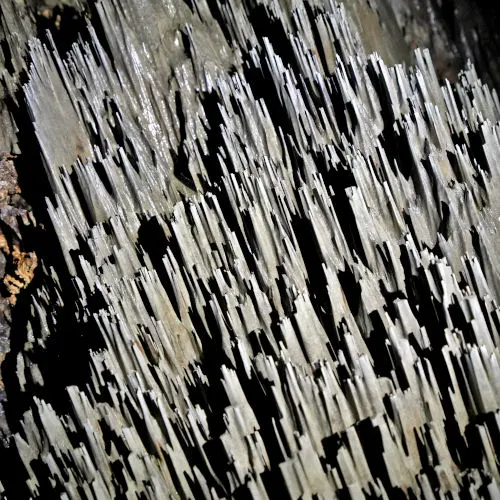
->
[2,0,500,498]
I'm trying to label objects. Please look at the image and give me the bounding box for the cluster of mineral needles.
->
[2,0,500,498]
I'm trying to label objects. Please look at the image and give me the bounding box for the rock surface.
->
[1,0,500,498]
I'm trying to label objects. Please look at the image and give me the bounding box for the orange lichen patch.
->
[4,275,22,298]
[12,246,38,286]
[0,233,10,255]
[3,247,38,304]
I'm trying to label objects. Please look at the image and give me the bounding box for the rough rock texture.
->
[0,153,36,440]
[2,0,500,498]
[386,0,500,87]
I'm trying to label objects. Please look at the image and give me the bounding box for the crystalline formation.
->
[1,0,500,497]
